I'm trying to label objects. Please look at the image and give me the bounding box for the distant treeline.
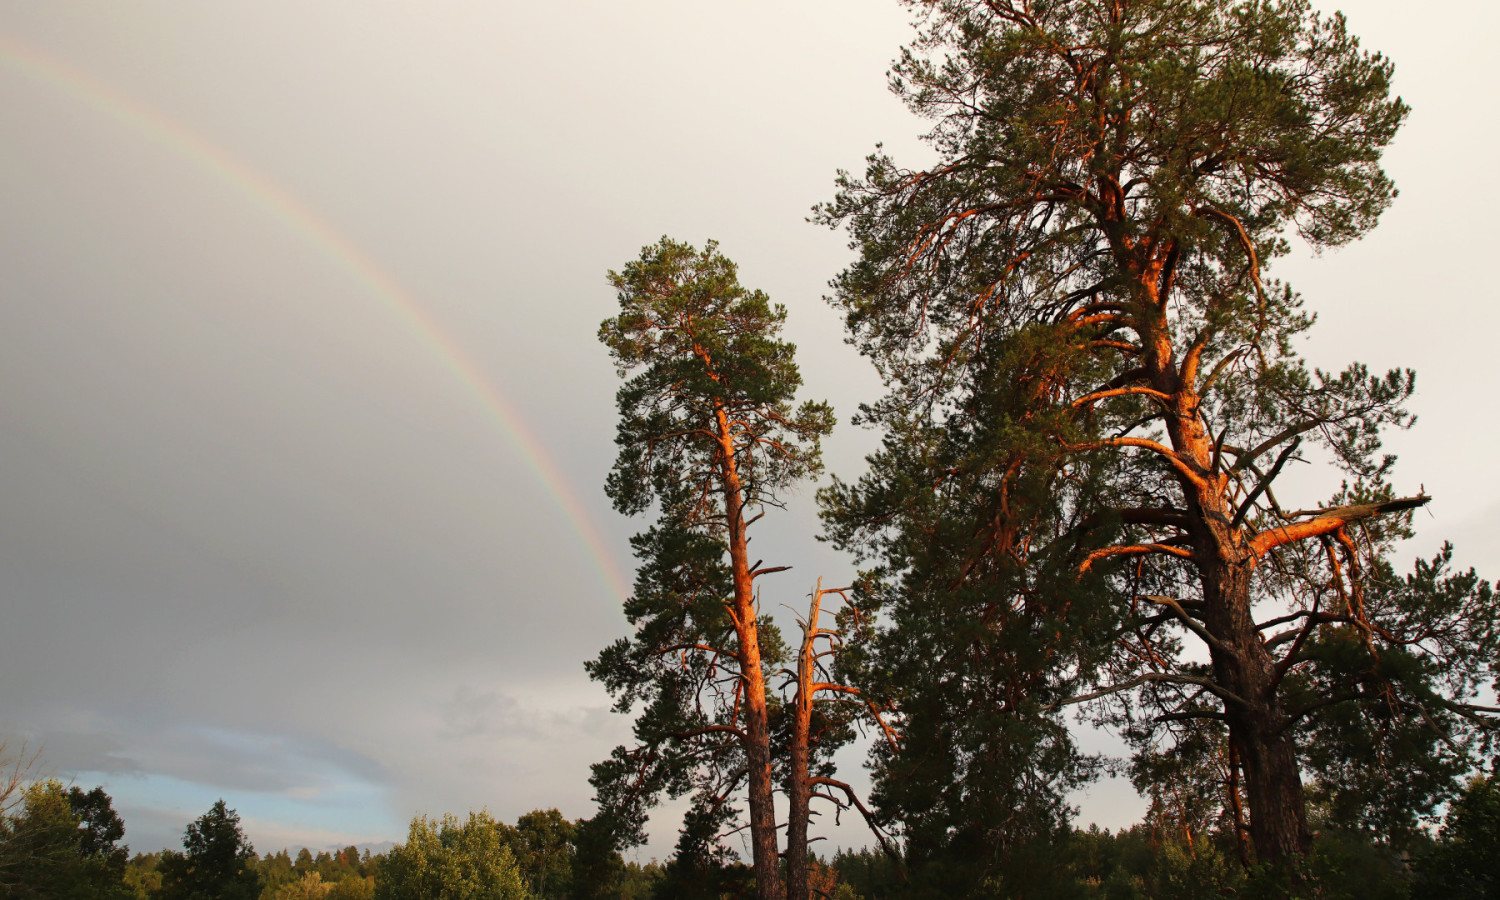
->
[0,779,662,900]
[1,769,1497,900]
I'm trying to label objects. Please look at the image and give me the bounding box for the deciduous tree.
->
[510,808,574,899]
[67,786,128,872]
[375,812,526,900]
[0,780,91,898]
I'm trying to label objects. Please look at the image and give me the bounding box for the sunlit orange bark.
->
[786,581,901,899]
[713,399,782,900]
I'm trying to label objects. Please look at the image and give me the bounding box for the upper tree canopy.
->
[599,237,833,524]
[824,0,1407,397]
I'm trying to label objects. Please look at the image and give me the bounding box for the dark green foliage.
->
[618,860,663,900]
[826,824,1436,899]
[817,0,1495,877]
[586,506,755,847]
[649,800,752,900]
[253,849,297,895]
[819,328,1119,886]
[568,815,629,900]
[67,787,128,866]
[1127,720,1241,857]
[0,781,131,900]
[831,848,900,900]
[1293,547,1499,843]
[1413,759,1500,899]
[67,786,131,899]
[511,808,575,899]
[159,800,260,900]
[1071,826,1243,900]
[1295,829,1414,900]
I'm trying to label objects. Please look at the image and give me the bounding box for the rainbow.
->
[0,33,631,602]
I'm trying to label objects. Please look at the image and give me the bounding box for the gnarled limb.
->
[809,776,906,877]
[1144,595,1232,656]
[1231,437,1302,529]
[1249,495,1430,558]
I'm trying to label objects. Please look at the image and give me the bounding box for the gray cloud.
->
[15,730,142,779]
[0,0,1494,860]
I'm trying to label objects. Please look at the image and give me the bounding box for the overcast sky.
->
[0,0,1495,860]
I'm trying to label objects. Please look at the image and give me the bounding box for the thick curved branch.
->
[1080,542,1193,573]
[1076,506,1190,531]
[1089,436,1210,489]
[1071,385,1173,410]
[1250,495,1430,558]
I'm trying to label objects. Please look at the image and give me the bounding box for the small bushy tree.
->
[509,809,573,899]
[375,811,526,900]
[1413,759,1500,899]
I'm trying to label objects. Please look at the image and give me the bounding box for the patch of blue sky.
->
[68,768,402,853]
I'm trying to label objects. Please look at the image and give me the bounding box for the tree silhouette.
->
[161,800,259,900]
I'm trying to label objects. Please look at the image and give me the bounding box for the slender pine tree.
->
[589,238,834,900]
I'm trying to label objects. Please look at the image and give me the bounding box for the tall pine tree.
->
[819,0,1497,875]
[589,238,834,899]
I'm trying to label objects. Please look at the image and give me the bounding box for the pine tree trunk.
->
[785,590,817,900]
[1149,312,1311,869]
[719,403,783,900]
[734,601,782,900]
[1199,559,1311,865]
